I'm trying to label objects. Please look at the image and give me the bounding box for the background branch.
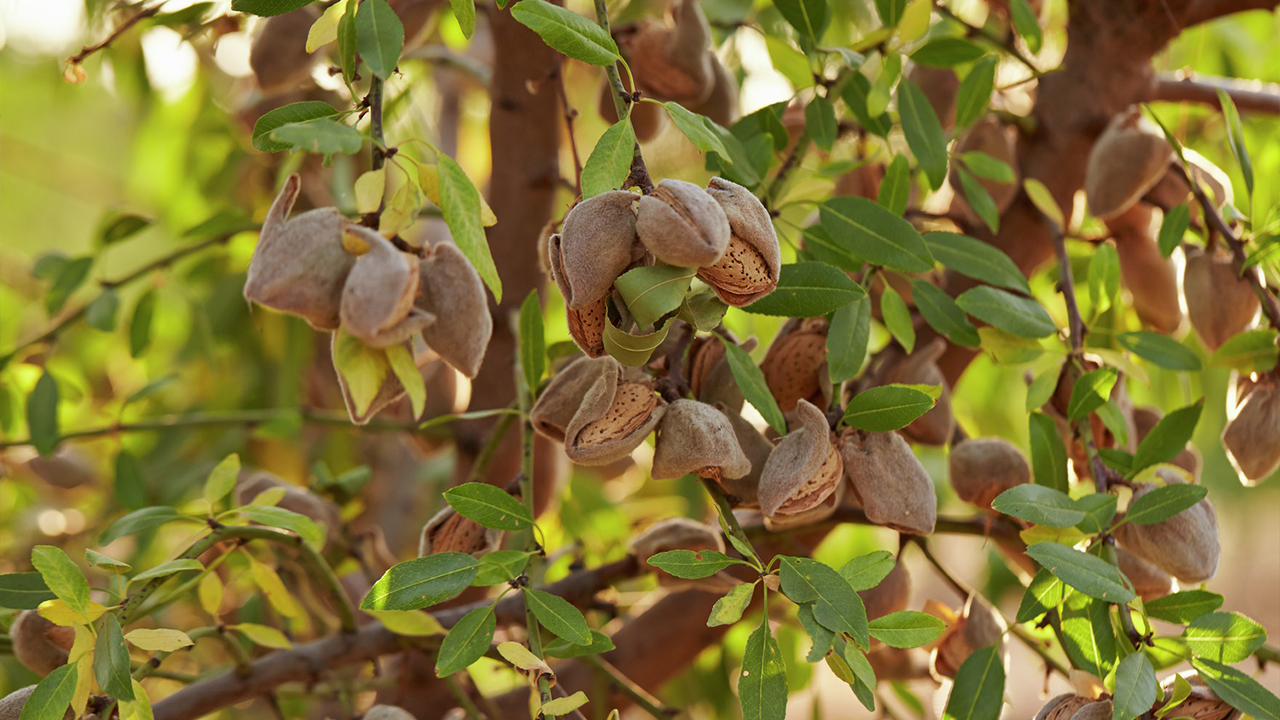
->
[1151,72,1280,114]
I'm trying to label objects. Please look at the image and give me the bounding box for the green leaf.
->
[614,264,696,328]
[238,505,325,549]
[842,384,937,432]
[1023,177,1064,228]
[602,315,671,366]
[0,573,56,609]
[1061,592,1118,679]
[510,0,621,66]
[840,72,891,137]
[662,102,731,159]
[678,289,728,331]
[361,553,480,611]
[954,165,1001,233]
[436,153,500,301]
[42,256,92,315]
[443,483,533,531]
[269,119,364,155]
[868,611,946,648]
[923,232,1031,294]
[897,78,949,190]
[779,557,869,648]
[1087,242,1121,314]
[471,550,532,587]
[647,549,741,579]
[1073,493,1118,534]
[1066,367,1118,421]
[203,453,240,508]
[878,154,911,215]
[1028,411,1068,492]
[31,546,90,618]
[775,0,830,41]
[1209,328,1279,374]
[743,262,866,318]
[94,614,135,700]
[955,57,996,129]
[879,282,915,353]
[129,290,156,357]
[819,196,934,272]
[1009,0,1042,52]
[912,280,981,348]
[1191,658,1280,720]
[436,605,495,676]
[1025,542,1135,603]
[719,336,786,435]
[827,295,872,384]
[519,290,545,398]
[337,0,357,86]
[449,0,475,38]
[1116,331,1201,371]
[230,0,315,16]
[740,616,788,720]
[708,582,756,627]
[991,485,1086,527]
[1124,483,1207,526]
[355,0,403,79]
[1216,90,1253,199]
[27,371,59,456]
[956,286,1056,338]
[1157,203,1190,257]
[525,588,592,645]
[1015,568,1065,623]
[100,507,193,545]
[126,559,204,589]
[839,551,896,591]
[1144,590,1223,624]
[840,638,878,710]
[543,629,616,659]
[85,290,120,332]
[911,37,986,67]
[251,101,337,152]
[1184,612,1268,663]
[1111,651,1158,720]
[86,550,130,574]
[942,645,1005,720]
[874,0,906,26]
[581,120,636,198]
[18,662,77,720]
[798,603,835,661]
[805,96,838,151]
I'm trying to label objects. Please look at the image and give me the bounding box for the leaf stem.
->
[593,0,654,194]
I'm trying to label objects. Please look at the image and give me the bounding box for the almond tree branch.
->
[66,3,160,67]
[1182,0,1280,27]
[1151,73,1280,114]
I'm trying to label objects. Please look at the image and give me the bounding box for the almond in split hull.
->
[419,506,503,557]
[758,399,845,529]
[564,368,665,466]
[715,404,773,508]
[636,179,730,268]
[566,294,609,358]
[687,336,747,412]
[700,177,780,307]
[532,355,620,442]
[929,595,1005,679]
[761,318,829,414]
[1109,205,1182,334]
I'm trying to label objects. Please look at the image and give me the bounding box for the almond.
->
[416,241,492,378]
[249,5,320,95]
[1114,472,1220,583]
[761,318,830,414]
[929,595,1005,680]
[951,116,1018,219]
[1222,378,1280,484]
[1183,246,1259,351]
[10,610,73,677]
[532,355,619,442]
[859,560,911,621]
[636,179,731,268]
[554,191,640,309]
[759,399,845,530]
[1086,106,1173,221]
[565,369,665,466]
[687,53,739,127]
[1133,406,1200,478]
[1110,205,1182,333]
[687,336,745,412]
[715,404,773,508]
[1116,546,1174,603]
[566,294,609,358]
[621,0,714,103]
[340,225,433,348]
[883,339,955,446]
[652,399,752,481]
[699,177,781,307]
[908,65,958,131]
[840,429,938,535]
[418,506,502,557]
[948,437,1030,509]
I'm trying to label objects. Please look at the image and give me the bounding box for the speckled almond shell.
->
[699,177,780,307]
[687,336,754,412]
[859,560,911,621]
[624,0,714,103]
[629,517,724,563]
[715,405,772,508]
[1086,106,1173,220]
[555,192,639,309]
[1223,379,1280,483]
[636,179,730,268]
[244,174,355,330]
[840,429,937,535]
[1115,473,1220,583]
[331,335,412,425]
[762,318,830,414]
[418,505,503,558]
[652,399,752,480]
[10,610,73,677]
[564,368,665,466]
[340,225,430,348]
[1115,547,1174,603]
[532,355,619,442]
[930,595,1006,679]
[759,400,844,528]
[1160,674,1242,720]
[566,293,609,358]
[883,339,954,446]
[948,437,1030,509]
[237,471,342,549]
[1183,247,1259,351]
[416,242,492,378]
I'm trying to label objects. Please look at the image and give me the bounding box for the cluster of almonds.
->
[599,0,738,140]
[1036,672,1241,719]
[549,177,780,357]
[243,175,492,423]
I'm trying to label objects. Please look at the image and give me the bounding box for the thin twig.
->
[582,655,675,719]
[553,61,585,198]
[593,0,654,194]
[934,2,1040,75]
[67,4,160,67]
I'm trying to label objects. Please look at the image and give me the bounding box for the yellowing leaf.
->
[497,641,552,674]
[897,0,932,43]
[38,598,108,627]
[354,168,387,215]
[541,691,589,717]
[332,327,390,417]
[231,623,293,649]
[119,680,154,720]
[378,175,419,237]
[306,0,349,52]
[198,572,223,618]
[125,628,195,652]
[1020,524,1086,546]
[415,161,498,227]
[72,652,94,716]
[249,558,302,618]
[366,609,446,636]
[69,624,95,662]
[245,486,286,507]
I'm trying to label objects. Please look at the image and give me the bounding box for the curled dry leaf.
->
[1183,246,1259,352]
[1222,378,1280,484]
[417,242,492,378]
[1114,471,1221,583]
[636,179,730,268]
[840,429,937,535]
[564,365,665,466]
[948,437,1030,510]
[244,174,355,330]
[1085,105,1172,221]
[699,177,781,307]
[9,610,74,677]
[341,225,433,348]
[651,399,751,481]
[761,318,830,415]
[758,399,845,530]
[418,506,503,558]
